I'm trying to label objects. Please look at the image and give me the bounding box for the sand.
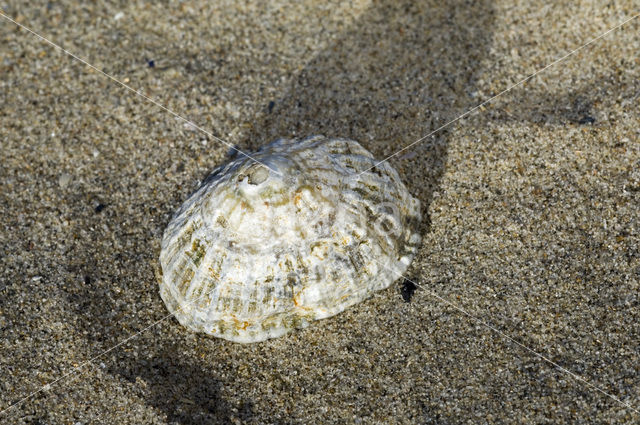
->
[1,0,639,423]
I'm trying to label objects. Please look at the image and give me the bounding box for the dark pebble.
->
[95,203,106,213]
[84,275,91,285]
[578,115,595,125]
[147,60,155,68]
[268,100,275,113]
[401,278,417,302]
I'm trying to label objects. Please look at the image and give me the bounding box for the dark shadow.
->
[245,0,496,232]
[62,200,240,424]
[113,344,246,425]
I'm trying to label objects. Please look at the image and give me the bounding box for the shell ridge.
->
[159,136,422,342]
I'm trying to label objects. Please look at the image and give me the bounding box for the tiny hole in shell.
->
[248,166,269,185]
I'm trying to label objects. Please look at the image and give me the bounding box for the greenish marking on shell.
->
[189,239,206,267]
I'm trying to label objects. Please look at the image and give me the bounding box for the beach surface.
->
[1,1,639,423]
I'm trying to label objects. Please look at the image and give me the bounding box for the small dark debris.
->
[401,278,417,302]
[84,276,91,285]
[578,115,595,125]
[268,100,275,113]
[176,163,185,173]
[94,203,106,213]
[147,60,155,68]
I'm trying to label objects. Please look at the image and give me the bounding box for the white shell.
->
[159,136,421,343]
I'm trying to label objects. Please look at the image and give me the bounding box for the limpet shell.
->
[159,135,421,343]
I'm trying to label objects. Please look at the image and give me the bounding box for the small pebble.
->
[94,203,106,213]
[401,278,417,302]
[578,115,595,125]
[58,173,72,188]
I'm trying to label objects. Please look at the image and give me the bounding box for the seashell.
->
[159,135,422,343]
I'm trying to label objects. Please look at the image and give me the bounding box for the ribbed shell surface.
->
[159,136,421,343]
